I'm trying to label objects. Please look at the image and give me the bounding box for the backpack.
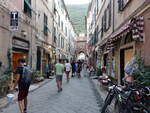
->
[20,66,32,87]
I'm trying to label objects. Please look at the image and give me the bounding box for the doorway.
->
[120,47,134,84]
[12,51,28,70]
[36,48,41,71]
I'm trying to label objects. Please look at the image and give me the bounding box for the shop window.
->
[118,0,131,11]
[44,13,48,36]
[24,0,32,17]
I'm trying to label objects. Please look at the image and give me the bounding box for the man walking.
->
[12,58,31,113]
[55,59,64,92]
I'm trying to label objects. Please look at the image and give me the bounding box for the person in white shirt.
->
[65,59,72,81]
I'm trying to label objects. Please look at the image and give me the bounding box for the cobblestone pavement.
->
[1,77,102,113]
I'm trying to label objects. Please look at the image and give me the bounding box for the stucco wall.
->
[114,0,147,30]
[140,7,150,67]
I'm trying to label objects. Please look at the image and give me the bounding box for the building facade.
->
[54,0,77,61]
[87,0,150,84]
[0,0,54,96]
[35,0,54,75]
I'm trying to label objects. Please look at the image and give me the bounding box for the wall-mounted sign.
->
[12,38,29,49]
[10,12,18,30]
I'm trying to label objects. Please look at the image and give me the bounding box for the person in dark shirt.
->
[71,60,76,77]
[12,58,29,113]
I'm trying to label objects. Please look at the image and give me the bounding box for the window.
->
[54,28,57,43]
[24,0,32,17]
[58,15,60,26]
[61,37,64,48]
[103,11,107,32]
[62,38,64,48]
[44,13,48,35]
[103,2,111,32]
[118,0,131,11]
[101,16,104,38]
[65,27,67,36]
[58,35,60,48]
[61,21,63,32]
[54,8,57,15]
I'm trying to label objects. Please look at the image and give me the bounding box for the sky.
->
[64,0,91,5]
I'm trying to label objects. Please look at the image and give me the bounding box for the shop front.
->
[98,16,144,84]
[12,37,30,82]
[42,44,52,76]
[107,16,144,84]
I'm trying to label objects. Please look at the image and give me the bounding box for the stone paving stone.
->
[1,77,101,113]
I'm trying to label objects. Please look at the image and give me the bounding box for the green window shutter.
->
[24,0,32,10]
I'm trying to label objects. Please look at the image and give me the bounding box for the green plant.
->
[96,67,102,76]
[0,48,13,96]
[133,56,150,86]
[31,70,43,83]
[0,48,13,83]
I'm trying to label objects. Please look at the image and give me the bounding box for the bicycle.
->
[101,81,150,113]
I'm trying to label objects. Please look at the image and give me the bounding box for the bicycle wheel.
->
[101,90,114,113]
[114,100,131,113]
[130,103,150,113]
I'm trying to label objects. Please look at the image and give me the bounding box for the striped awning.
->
[130,16,144,42]
[98,16,144,52]
[110,16,144,42]
[110,20,131,41]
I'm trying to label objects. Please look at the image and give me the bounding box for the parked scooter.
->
[99,75,110,85]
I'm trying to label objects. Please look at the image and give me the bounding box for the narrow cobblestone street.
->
[1,77,101,113]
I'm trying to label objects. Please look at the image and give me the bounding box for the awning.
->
[130,16,144,41]
[110,20,131,41]
[110,16,144,42]
[98,38,108,47]
[97,16,144,52]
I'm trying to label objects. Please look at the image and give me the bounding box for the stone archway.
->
[75,35,88,60]
[77,51,86,60]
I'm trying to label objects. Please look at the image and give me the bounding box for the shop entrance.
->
[120,47,134,84]
[12,50,28,82]
[12,51,28,70]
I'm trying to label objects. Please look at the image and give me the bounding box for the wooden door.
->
[12,52,27,70]
[124,48,134,76]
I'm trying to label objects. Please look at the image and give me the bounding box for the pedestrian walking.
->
[48,61,53,75]
[77,60,82,78]
[71,60,76,77]
[55,59,64,92]
[45,63,50,78]
[82,62,87,77]
[11,58,32,113]
[65,59,72,82]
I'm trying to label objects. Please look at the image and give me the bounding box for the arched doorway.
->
[77,52,86,60]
